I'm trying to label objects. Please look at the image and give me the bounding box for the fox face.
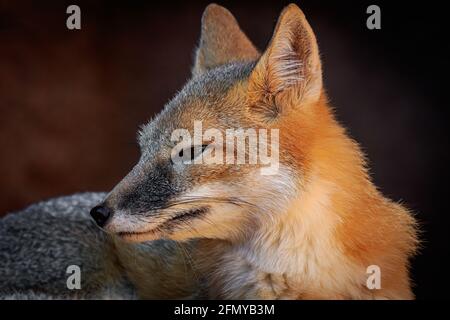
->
[91,4,325,243]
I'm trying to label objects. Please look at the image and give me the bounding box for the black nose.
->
[90,205,111,227]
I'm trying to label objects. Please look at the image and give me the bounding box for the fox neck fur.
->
[191,99,416,299]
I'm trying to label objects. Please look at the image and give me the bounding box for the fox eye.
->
[177,144,209,163]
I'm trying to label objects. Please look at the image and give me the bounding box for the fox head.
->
[91,4,340,243]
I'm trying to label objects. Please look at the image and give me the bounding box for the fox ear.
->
[193,4,259,76]
[248,4,322,118]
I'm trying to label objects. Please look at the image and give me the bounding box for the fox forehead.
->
[138,61,256,150]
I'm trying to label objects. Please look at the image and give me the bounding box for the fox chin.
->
[0,3,419,300]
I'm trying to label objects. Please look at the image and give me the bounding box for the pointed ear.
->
[192,4,259,76]
[248,4,322,118]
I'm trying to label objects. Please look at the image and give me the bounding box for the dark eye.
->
[178,144,209,162]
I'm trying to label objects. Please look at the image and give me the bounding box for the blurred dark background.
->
[0,0,449,299]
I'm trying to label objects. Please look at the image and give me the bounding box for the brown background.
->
[0,0,449,299]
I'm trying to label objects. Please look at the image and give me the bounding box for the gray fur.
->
[0,193,136,299]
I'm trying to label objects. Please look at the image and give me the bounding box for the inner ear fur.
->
[248,4,322,118]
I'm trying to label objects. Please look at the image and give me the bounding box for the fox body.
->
[0,4,418,299]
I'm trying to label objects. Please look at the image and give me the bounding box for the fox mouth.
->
[117,229,160,241]
[116,206,209,242]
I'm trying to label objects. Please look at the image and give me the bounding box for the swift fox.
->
[0,4,418,299]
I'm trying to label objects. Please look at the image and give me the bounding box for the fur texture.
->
[0,193,134,299]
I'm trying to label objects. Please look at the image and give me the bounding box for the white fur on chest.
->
[207,176,368,299]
